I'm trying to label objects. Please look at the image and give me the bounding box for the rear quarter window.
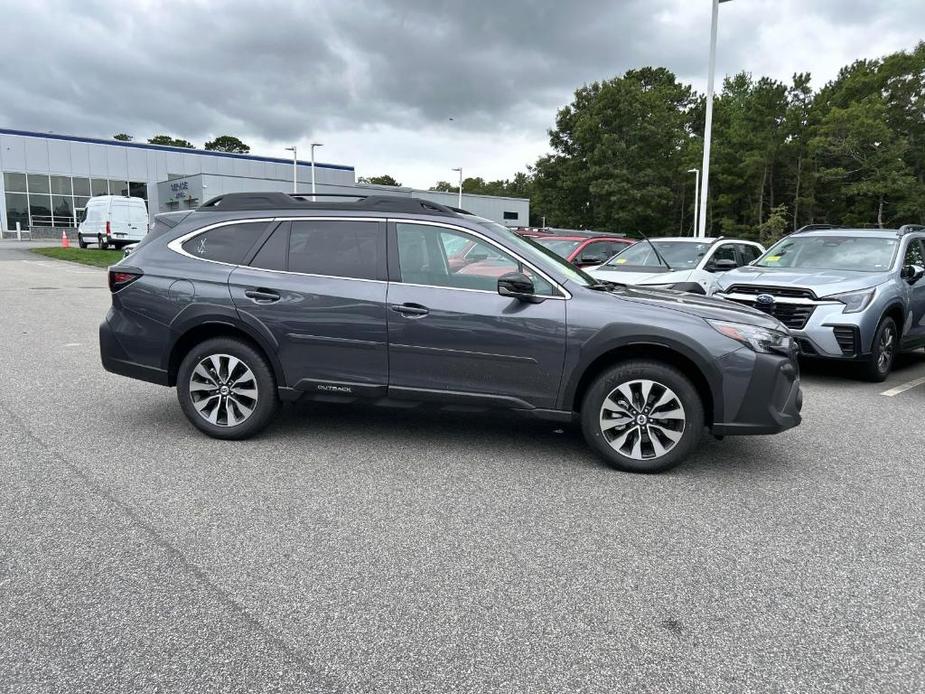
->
[181,222,268,265]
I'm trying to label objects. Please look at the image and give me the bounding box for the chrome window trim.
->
[167,215,571,298]
[167,218,276,267]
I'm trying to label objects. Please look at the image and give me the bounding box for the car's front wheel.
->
[176,337,279,439]
[581,360,704,473]
[77,234,88,249]
[860,316,898,382]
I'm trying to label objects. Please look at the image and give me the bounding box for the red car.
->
[529,234,635,267]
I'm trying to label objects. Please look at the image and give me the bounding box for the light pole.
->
[451,167,463,208]
[688,168,700,236]
[310,143,323,200]
[284,146,297,193]
[697,0,734,238]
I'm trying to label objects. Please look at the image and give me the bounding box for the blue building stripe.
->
[0,127,354,172]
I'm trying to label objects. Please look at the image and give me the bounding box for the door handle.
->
[391,303,429,317]
[244,288,281,303]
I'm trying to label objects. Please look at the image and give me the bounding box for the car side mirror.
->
[710,258,738,272]
[901,264,925,284]
[577,253,606,266]
[498,272,544,303]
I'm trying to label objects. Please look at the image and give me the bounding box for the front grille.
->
[832,326,858,356]
[770,304,816,330]
[726,285,817,299]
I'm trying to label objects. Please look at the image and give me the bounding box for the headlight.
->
[707,319,791,354]
[829,288,875,314]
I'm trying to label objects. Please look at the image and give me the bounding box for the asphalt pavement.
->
[1,241,923,693]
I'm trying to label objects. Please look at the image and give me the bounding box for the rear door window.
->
[181,222,268,265]
[288,220,384,280]
[249,223,290,272]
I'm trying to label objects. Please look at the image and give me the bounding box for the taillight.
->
[106,221,111,237]
[108,269,142,292]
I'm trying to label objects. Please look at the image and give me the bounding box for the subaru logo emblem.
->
[755,293,775,306]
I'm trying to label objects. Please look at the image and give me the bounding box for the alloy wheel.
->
[188,353,259,427]
[599,379,686,460]
[878,325,896,372]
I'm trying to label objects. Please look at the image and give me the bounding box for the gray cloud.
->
[0,0,922,180]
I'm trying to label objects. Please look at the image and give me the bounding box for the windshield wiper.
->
[588,279,625,291]
[633,229,673,271]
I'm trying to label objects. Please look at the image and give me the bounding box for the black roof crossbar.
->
[197,192,460,216]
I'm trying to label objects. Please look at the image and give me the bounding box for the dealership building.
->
[0,128,529,236]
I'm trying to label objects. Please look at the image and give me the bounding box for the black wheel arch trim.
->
[559,328,725,423]
[164,305,286,387]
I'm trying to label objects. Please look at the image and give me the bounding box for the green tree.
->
[757,204,790,246]
[359,174,402,186]
[532,67,695,234]
[203,135,250,153]
[811,96,917,227]
[147,135,195,149]
[430,181,456,192]
[113,133,133,141]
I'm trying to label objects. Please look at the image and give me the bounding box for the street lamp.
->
[284,146,297,193]
[697,0,734,238]
[451,167,463,208]
[688,168,700,236]
[310,143,324,200]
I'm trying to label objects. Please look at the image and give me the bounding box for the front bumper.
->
[712,350,802,436]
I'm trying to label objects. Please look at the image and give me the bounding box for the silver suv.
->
[715,225,925,381]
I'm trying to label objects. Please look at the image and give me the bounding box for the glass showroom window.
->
[110,180,128,196]
[91,179,108,196]
[5,193,29,230]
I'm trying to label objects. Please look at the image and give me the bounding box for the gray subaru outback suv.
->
[715,225,925,381]
[100,192,801,472]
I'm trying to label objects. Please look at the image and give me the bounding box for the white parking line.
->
[880,376,925,397]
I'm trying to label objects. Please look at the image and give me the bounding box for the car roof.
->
[794,228,904,239]
[535,234,633,242]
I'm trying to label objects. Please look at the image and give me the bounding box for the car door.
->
[227,218,390,395]
[901,237,925,346]
[386,221,567,409]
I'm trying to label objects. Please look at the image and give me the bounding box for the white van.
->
[77,196,148,249]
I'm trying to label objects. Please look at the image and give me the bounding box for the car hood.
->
[587,267,692,285]
[594,284,785,331]
[716,265,889,297]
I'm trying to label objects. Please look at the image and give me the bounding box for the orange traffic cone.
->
[61,229,70,248]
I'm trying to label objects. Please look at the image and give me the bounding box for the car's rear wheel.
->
[860,316,897,382]
[176,337,279,439]
[581,360,704,473]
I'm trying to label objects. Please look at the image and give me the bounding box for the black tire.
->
[176,337,279,440]
[859,316,898,382]
[98,234,109,250]
[77,234,88,249]
[581,360,704,473]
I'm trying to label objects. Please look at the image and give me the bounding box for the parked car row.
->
[100,193,802,473]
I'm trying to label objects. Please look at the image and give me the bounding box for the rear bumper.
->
[712,351,803,436]
[99,317,169,386]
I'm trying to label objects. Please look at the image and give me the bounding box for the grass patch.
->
[32,246,124,268]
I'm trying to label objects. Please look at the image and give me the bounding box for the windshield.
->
[534,238,582,256]
[756,236,898,272]
[605,240,711,269]
[469,218,596,286]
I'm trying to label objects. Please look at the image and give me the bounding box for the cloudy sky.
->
[1,0,922,188]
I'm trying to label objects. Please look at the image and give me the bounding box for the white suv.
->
[586,237,765,295]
